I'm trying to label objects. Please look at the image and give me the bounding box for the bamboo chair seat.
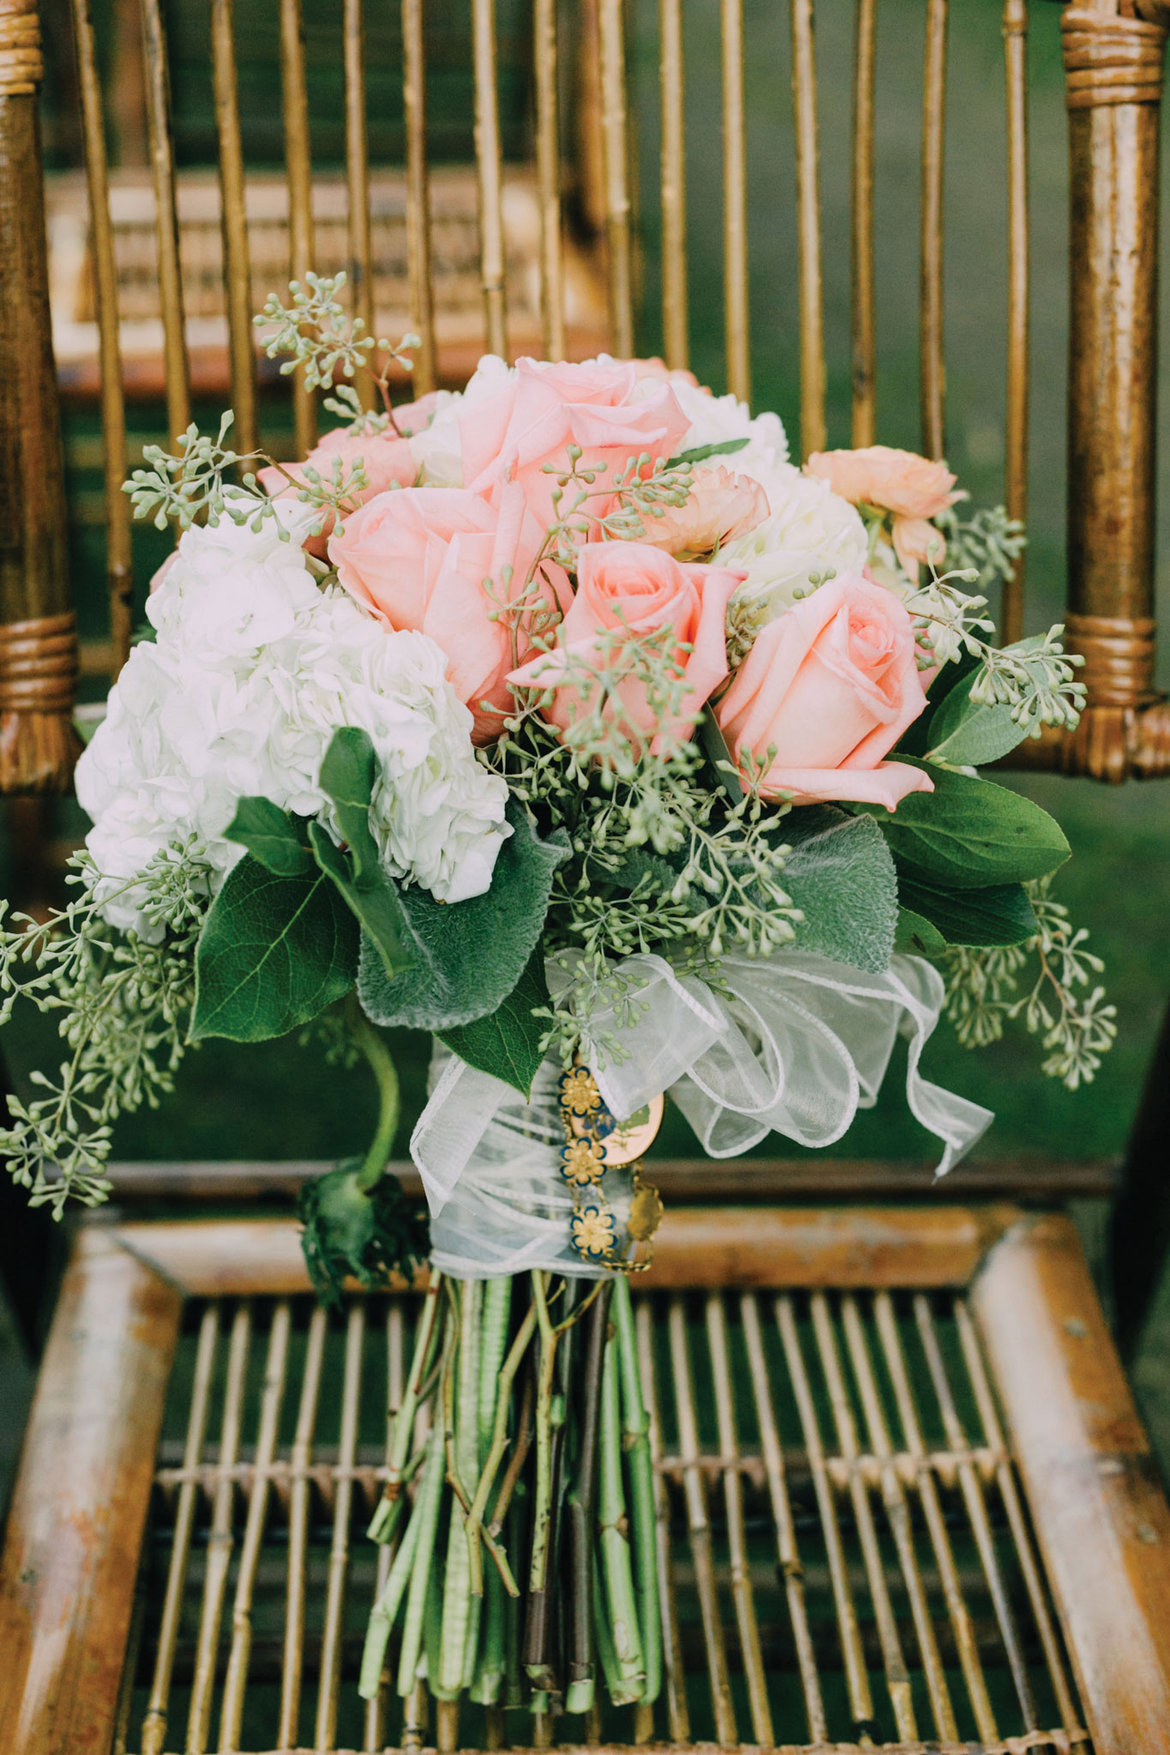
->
[45,167,609,402]
[3,1205,1169,1754]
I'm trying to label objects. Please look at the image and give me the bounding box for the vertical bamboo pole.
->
[278,1305,328,1750]
[140,0,190,442]
[210,0,257,455]
[920,0,947,459]
[1002,0,1029,644]
[71,0,133,679]
[279,0,317,456]
[851,0,877,445]
[598,0,634,357]
[720,0,750,400]
[790,0,825,454]
[534,0,565,361]
[472,0,508,357]
[0,0,79,793]
[315,1302,367,1751]
[402,0,437,393]
[344,0,375,406]
[658,0,688,369]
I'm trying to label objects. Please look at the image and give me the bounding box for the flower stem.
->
[369,1272,443,1543]
[345,992,400,1193]
[598,1323,645,1702]
[564,1280,611,1715]
[359,1470,426,1698]
[612,1275,661,1706]
[395,1420,447,1696]
[436,1279,481,1697]
[523,1271,561,1685]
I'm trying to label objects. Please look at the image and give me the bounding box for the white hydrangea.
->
[76,508,511,936]
[722,462,869,619]
[662,374,790,481]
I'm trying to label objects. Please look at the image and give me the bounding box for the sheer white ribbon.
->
[411,948,993,1274]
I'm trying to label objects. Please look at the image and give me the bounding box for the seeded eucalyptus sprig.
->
[255,269,420,430]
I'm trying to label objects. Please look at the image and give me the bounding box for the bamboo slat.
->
[1001,0,1029,644]
[278,0,317,455]
[70,0,132,677]
[720,0,750,401]
[598,0,634,359]
[278,1305,328,1749]
[851,0,877,446]
[210,0,257,454]
[920,0,948,460]
[314,1302,367,1751]
[343,0,374,407]
[790,0,825,455]
[139,0,190,441]
[472,0,508,358]
[658,0,688,369]
[533,0,565,361]
[401,0,437,394]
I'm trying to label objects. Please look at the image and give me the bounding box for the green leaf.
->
[895,651,980,758]
[358,797,570,1031]
[860,759,1070,890]
[225,797,314,877]
[438,947,550,1096]
[895,907,947,956]
[192,854,358,1042]
[666,436,750,467]
[926,638,1047,766]
[782,808,898,973]
[311,727,412,976]
[897,874,1038,946]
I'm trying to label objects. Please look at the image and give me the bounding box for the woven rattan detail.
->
[1062,9,1167,110]
[118,1286,1092,1755]
[0,611,79,715]
[0,0,41,97]
[1065,611,1158,708]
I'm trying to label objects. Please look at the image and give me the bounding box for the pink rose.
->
[636,466,769,560]
[392,389,446,437]
[328,483,570,744]
[714,572,934,808]
[461,358,692,530]
[804,445,960,582]
[509,539,742,753]
[258,427,417,556]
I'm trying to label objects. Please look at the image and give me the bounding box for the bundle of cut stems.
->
[360,1269,661,1729]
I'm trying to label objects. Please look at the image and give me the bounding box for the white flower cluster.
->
[76,504,510,936]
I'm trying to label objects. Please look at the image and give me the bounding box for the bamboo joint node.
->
[0,0,42,95]
[1062,8,1167,110]
[0,611,79,716]
[1065,611,1158,708]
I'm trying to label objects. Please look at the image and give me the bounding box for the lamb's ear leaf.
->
[224,796,313,877]
[357,798,570,1032]
[191,854,358,1041]
[438,947,550,1097]
[781,808,898,973]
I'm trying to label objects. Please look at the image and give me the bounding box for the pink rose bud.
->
[715,572,935,808]
[804,444,959,521]
[509,539,743,755]
[636,466,769,560]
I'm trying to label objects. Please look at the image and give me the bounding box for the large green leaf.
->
[898,873,1038,946]
[894,907,947,956]
[925,639,1047,767]
[781,808,898,973]
[225,797,314,877]
[311,728,411,977]
[438,947,550,1096]
[192,854,358,1042]
[860,759,1070,889]
[895,651,980,758]
[358,797,570,1031]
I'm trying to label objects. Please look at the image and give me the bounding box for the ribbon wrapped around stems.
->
[411,948,993,1272]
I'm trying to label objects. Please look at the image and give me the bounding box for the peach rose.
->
[509,539,743,753]
[804,445,959,582]
[328,483,570,743]
[714,572,934,808]
[636,466,769,560]
[461,358,692,530]
[258,427,417,556]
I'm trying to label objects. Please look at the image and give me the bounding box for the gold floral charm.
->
[559,1066,602,1117]
[570,1200,617,1262]
[560,1135,605,1187]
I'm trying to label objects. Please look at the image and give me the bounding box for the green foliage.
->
[862,760,1070,890]
[895,908,947,956]
[123,411,277,534]
[192,855,358,1042]
[933,501,1026,598]
[780,809,898,974]
[906,577,1084,736]
[438,948,551,1096]
[667,437,750,467]
[311,728,411,976]
[298,1163,430,1307]
[925,652,1043,766]
[897,874,1037,946]
[225,797,314,877]
[0,844,208,1214]
[357,798,570,1032]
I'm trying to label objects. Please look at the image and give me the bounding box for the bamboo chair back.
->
[0,0,1168,792]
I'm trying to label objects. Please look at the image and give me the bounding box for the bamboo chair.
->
[3,0,1170,1751]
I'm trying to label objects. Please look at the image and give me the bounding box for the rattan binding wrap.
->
[0,0,41,98]
[0,611,80,793]
[1062,8,1167,110]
